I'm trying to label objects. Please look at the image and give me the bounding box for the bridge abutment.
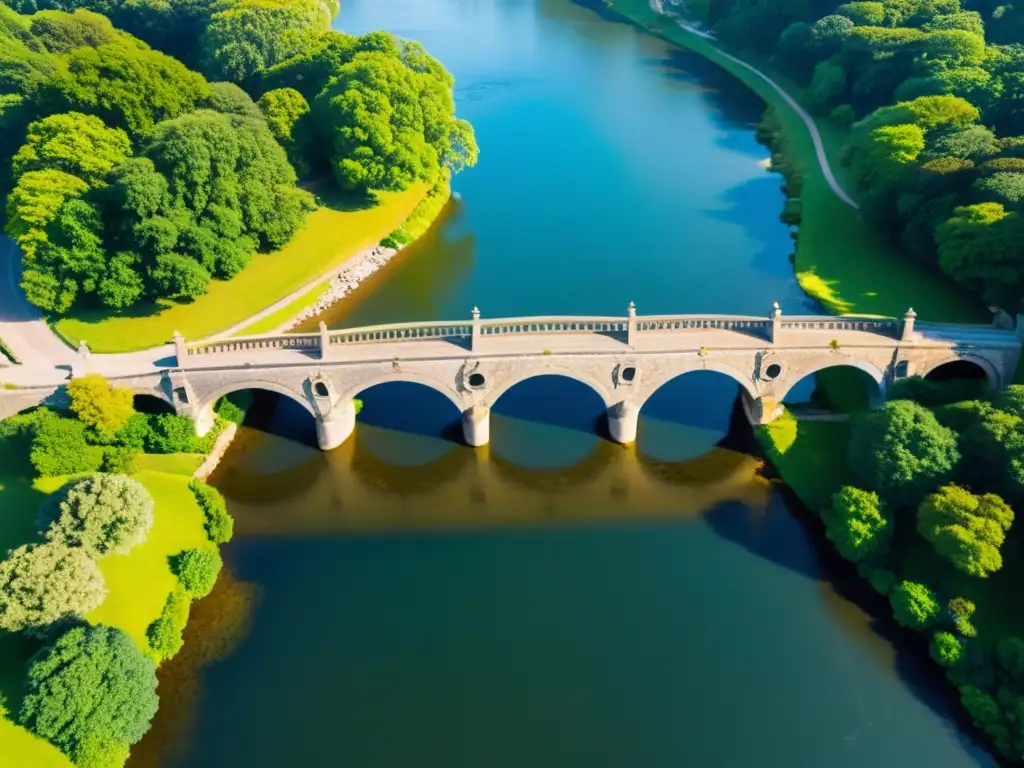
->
[607,401,639,444]
[462,405,490,447]
[194,402,217,438]
[316,399,357,451]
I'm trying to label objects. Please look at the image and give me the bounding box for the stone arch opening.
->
[132,393,176,415]
[489,374,609,462]
[779,362,885,415]
[637,369,752,461]
[923,358,994,399]
[354,380,465,442]
[199,383,318,447]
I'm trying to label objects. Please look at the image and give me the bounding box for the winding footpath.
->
[649,1,860,209]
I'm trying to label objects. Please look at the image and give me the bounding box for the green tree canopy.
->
[19,624,158,766]
[890,580,941,628]
[823,486,893,561]
[66,372,135,437]
[918,484,1015,576]
[937,202,1024,305]
[13,111,131,186]
[0,542,106,633]
[40,473,155,557]
[848,399,960,506]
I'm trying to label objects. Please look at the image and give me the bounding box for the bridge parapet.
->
[779,316,899,336]
[187,333,320,357]
[330,321,472,345]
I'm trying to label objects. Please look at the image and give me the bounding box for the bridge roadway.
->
[0,304,1021,450]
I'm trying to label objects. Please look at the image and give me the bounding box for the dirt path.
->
[647,2,859,209]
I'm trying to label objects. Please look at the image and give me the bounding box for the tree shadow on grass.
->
[303,176,378,213]
[0,428,47,557]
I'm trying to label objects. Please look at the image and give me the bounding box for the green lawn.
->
[0,431,209,765]
[608,0,987,323]
[53,184,431,352]
[756,413,850,509]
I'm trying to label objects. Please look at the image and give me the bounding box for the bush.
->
[40,474,154,557]
[890,580,941,629]
[113,412,153,450]
[848,400,960,507]
[0,543,107,633]
[189,478,234,544]
[145,413,203,453]
[146,588,191,662]
[918,485,1014,578]
[823,487,892,562]
[888,376,987,408]
[931,631,964,666]
[29,411,104,477]
[214,394,248,426]
[101,445,139,474]
[67,374,135,439]
[172,548,223,598]
[19,625,158,766]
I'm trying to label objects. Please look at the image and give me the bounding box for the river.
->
[133,1,994,765]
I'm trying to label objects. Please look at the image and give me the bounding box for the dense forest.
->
[696,0,1024,308]
[0,0,477,315]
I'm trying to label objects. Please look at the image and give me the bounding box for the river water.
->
[135,1,994,765]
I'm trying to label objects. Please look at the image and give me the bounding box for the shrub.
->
[890,580,941,629]
[145,413,203,453]
[189,478,234,544]
[0,543,107,633]
[29,411,104,477]
[113,412,153,450]
[19,625,158,766]
[849,400,960,507]
[918,485,1014,578]
[101,446,139,474]
[931,631,964,666]
[146,588,191,662]
[40,474,154,557]
[172,548,223,598]
[67,374,135,439]
[214,394,248,426]
[823,487,892,562]
[948,597,977,618]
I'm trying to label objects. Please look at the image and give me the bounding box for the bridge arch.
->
[338,371,464,412]
[485,367,616,410]
[196,380,317,419]
[923,354,999,391]
[636,360,758,411]
[776,357,887,405]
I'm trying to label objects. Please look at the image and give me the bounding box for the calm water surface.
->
[135,1,994,765]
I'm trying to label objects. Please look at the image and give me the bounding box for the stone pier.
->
[462,405,490,447]
[607,401,639,444]
[316,400,357,451]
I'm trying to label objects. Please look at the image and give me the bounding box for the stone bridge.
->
[1,304,1020,450]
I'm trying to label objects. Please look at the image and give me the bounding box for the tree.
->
[823,486,892,562]
[13,111,131,185]
[890,580,941,629]
[837,2,886,25]
[172,547,222,597]
[974,172,1024,207]
[808,59,846,111]
[46,39,209,136]
[67,373,135,438]
[918,485,1014,577]
[931,631,964,666]
[189,477,233,544]
[260,29,357,99]
[40,473,155,557]
[937,202,1024,306]
[314,42,477,191]
[0,542,106,633]
[149,251,211,299]
[925,125,1000,161]
[257,86,310,174]
[961,407,1024,496]
[848,400,960,506]
[29,9,118,54]
[19,624,158,766]
[202,80,262,119]
[5,168,89,262]
[146,587,190,661]
[29,410,104,476]
[200,0,327,83]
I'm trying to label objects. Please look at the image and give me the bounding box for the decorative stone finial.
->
[77,340,90,357]
[771,302,781,318]
[472,306,480,320]
[627,301,636,318]
[172,330,183,341]
[319,320,327,331]
[905,307,917,318]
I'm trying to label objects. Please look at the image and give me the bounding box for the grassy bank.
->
[0,419,218,766]
[52,184,431,353]
[234,179,453,336]
[607,0,986,323]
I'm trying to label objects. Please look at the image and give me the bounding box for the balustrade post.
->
[769,302,781,343]
[319,321,330,359]
[471,306,481,351]
[172,331,188,369]
[901,308,918,342]
[627,301,637,347]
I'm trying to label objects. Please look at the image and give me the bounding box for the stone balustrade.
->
[779,317,899,334]
[186,333,320,356]
[480,317,627,336]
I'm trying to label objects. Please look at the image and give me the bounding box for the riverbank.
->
[50,183,434,353]
[235,180,453,336]
[606,0,986,323]
[0,397,243,767]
